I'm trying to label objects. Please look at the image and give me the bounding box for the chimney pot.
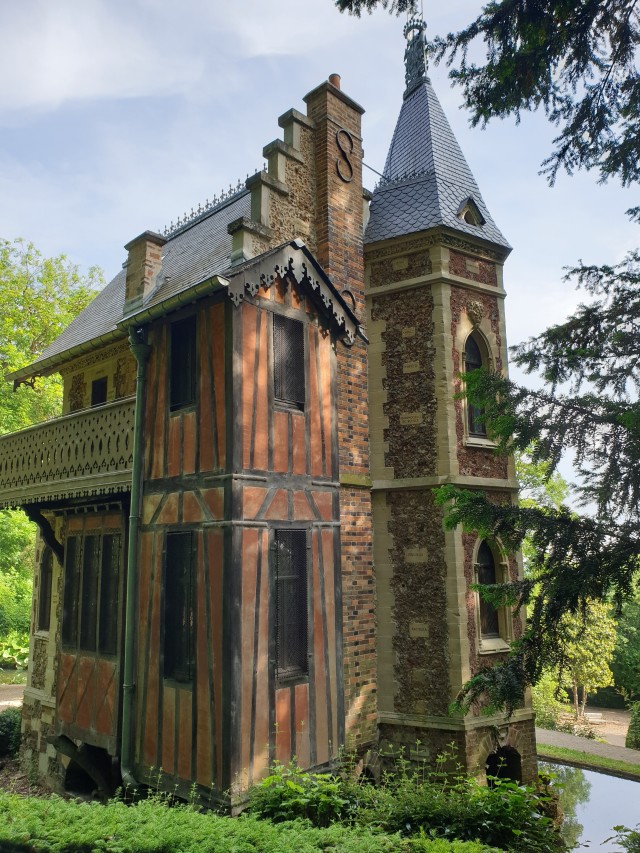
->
[329,73,341,90]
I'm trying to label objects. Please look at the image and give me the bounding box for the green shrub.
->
[0,708,21,756]
[247,755,563,853]
[0,630,29,669]
[248,760,354,826]
[626,702,640,749]
[0,792,501,852]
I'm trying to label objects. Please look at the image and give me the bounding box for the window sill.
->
[465,435,497,449]
[478,638,510,655]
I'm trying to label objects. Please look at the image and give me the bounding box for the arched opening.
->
[464,333,487,437]
[486,746,522,785]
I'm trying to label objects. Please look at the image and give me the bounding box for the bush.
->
[0,708,21,757]
[248,760,354,826]
[0,792,501,852]
[626,702,640,750]
[0,630,29,670]
[247,754,563,853]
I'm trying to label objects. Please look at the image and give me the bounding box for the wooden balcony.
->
[0,397,135,509]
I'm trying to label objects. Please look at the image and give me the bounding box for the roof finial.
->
[403,16,428,98]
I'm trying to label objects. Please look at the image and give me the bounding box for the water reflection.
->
[540,761,640,851]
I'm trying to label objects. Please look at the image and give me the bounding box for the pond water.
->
[541,762,640,851]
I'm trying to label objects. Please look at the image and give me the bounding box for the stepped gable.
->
[17,188,251,378]
[365,18,509,250]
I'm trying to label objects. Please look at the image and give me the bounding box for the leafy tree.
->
[0,239,102,644]
[611,585,640,700]
[557,600,617,717]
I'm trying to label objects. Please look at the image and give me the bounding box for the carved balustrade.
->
[0,397,135,508]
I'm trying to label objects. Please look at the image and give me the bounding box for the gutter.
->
[120,326,151,789]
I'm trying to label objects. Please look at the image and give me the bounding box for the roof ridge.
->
[161,176,254,239]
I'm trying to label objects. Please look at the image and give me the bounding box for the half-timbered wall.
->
[134,284,342,798]
[57,509,125,756]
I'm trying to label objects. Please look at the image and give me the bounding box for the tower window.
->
[476,541,499,639]
[170,315,197,411]
[464,333,487,437]
[273,314,305,409]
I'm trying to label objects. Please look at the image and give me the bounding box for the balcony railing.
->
[0,397,136,508]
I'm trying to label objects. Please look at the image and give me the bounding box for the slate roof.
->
[14,189,251,379]
[365,78,510,250]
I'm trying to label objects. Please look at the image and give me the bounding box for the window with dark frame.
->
[274,529,308,679]
[273,314,305,410]
[163,532,196,683]
[476,541,500,639]
[91,377,108,406]
[464,333,487,437]
[61,533,121,655]
[37,547,53,632]
[170,315,197,411]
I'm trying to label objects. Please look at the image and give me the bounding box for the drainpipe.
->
[121,326,151,788]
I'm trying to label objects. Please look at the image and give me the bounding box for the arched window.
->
[476,541,499,639]
[464,333,487,437]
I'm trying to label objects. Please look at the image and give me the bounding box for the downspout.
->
[121,326,151,788]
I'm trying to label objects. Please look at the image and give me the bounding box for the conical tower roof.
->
[365,18,510,251]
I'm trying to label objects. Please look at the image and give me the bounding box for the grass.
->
[537,744,640,780]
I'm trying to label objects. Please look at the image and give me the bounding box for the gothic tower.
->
[365,19,537,782]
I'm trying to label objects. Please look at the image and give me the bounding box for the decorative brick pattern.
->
[369,250,432,289]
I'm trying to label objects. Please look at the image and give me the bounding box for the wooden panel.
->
[142,537,162,767]
[240,528,259,787]
[95,660,116,736]
[57,653,76,724]
[242,304,258,471]
[294,682,310,769]
[293,491,314,521]
[149,330,167,481]
[292,412,306,475]
[211,304,226,469]
[275,686,291,765]
[252,529,270,783]
[319,333,333,478]
[208,529,224,786]
[311,532,329,764]
[273,411,289,473]
[253,308,269,471]
[264,490,288,521]
[199,308,215,473]
[167,416,181,478]
[312,491,333,522]
[201,488,224,520]
[177,690,192,780]
[182,410,196,475]
[183,491,205,523]
[162,685,176,775]
[75,657,95,730]
[321,529,338,749]
[307,330,323,477]
[196,533,212,786]
[243,486,268,520]
[156,493,178,525]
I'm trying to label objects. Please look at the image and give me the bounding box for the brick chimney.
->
[123,231,167,315]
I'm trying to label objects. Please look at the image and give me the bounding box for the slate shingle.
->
[365,79,510,250]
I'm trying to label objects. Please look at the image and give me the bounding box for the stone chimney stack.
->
[123,231,167,315]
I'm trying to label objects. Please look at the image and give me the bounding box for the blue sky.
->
[1,0,636,354]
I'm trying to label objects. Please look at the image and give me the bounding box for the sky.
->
[0,0,636,357]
